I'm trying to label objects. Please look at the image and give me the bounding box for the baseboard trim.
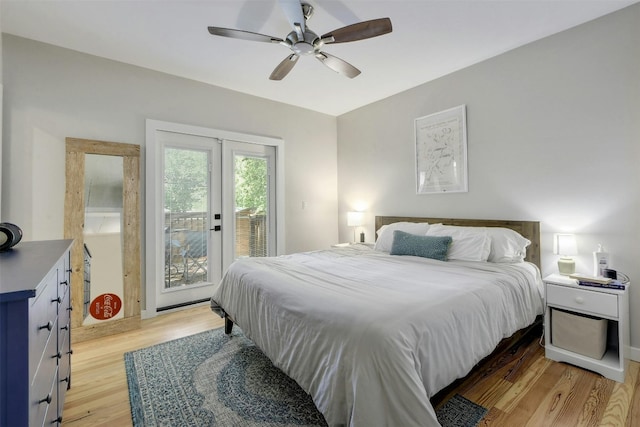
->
[629,345,640,362]
[141,309,155,319]
[72,315,141,344]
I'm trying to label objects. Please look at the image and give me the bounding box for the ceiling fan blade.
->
[321,18,392,44]
[208,27,283,43]
[315,52,361,78]
[279,0,306,33]
[270,54,299,80]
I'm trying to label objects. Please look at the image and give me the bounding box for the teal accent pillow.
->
[390,230,452,261]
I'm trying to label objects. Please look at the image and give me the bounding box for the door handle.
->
[211,225,221,231]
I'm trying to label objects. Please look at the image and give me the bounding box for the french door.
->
[145,120,282,315]
[155,131,222,310]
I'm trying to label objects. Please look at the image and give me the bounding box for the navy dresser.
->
[0,240,73,426]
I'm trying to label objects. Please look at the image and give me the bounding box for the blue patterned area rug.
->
[124,328,487,426]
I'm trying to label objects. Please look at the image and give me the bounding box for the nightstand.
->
[543,274,629,382]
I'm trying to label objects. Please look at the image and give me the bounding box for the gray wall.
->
[1,34,338,255]
[337,5,640,349]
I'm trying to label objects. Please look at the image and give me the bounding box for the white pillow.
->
[374,222,430,252]
[487,227,531,263]
[426,224,491,262]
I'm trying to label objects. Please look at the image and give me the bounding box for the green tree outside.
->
[235,156,267,213]
[164,148,208,213]
[164,148,267,214]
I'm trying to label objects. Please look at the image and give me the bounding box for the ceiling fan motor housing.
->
[286,28,322,55]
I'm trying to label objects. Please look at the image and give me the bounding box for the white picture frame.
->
[415,105,468,194]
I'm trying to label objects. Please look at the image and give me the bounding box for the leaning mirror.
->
[64,138,141,343]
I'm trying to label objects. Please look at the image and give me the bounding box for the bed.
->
[210,216,544,426]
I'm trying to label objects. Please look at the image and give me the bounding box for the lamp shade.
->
[554,233,577,256]
[347,211,364,227]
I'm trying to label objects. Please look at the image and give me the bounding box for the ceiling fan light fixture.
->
[293,42,315,55]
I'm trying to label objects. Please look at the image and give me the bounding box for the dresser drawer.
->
[546,284,618,318]
[29,271,60,379]
[31,373,57,427]
[58,291,71,337]
[57,255,70,302]
[58,274,70,304]
[58,330,71,416]
[58,322,71,381]
[58,294,71,386]
[30,326,59,427]
[58,331,71,387]
[49,378,62,426]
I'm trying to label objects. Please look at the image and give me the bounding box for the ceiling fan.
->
[207,0,392,80]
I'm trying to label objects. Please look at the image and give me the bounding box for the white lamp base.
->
[558,257,575,276]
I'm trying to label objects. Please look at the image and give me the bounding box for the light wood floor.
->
[62,305,224,426]
[62,305,640,426]
[432,325,640,427]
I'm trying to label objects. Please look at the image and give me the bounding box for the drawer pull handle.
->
[53,415,63,424]
[52,297,62,304]
[61,324,69,331]
[61,376,70,383]
[53,351,62,359]
[575,296,585,304]
[60,280,68,286]
[39,321,53,331]
[68,349,74,355]
[39,394,52,404]
[68,306,74,311]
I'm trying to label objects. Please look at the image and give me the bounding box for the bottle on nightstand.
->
[593,244,609,277]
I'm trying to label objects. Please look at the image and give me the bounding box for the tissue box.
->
[551,308,607,359]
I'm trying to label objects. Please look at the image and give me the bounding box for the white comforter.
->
[210,245,544,427]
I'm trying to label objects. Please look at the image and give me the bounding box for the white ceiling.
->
[2,0,637,116]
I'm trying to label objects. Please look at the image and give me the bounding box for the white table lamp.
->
[554,233,577,275]
[347,211,364,243]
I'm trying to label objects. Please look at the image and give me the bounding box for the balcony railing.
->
[164,210,266,287]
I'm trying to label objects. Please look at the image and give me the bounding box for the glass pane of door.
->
[164,147,209,288]
[234,154,269,258]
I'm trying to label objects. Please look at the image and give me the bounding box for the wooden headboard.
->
[375,216,540,269]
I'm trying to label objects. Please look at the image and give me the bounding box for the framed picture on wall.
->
[415,105,468,194]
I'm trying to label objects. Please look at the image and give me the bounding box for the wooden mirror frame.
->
[64,137,141,343]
